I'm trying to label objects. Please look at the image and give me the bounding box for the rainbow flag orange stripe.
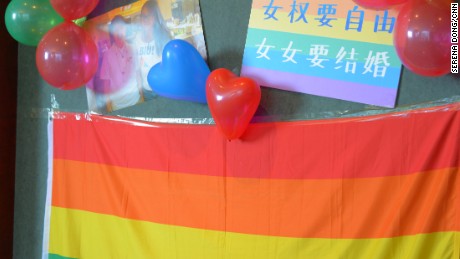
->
[45,104,460,258]
[52,159,459,239]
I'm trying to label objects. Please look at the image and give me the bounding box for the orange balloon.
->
[36,21,98,90]
[206,69,261,140]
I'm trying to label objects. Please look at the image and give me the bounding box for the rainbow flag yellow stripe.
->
[49,208,460,259]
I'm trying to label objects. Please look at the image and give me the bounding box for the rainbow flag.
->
[241,0,402,107]
[44,104,460,258]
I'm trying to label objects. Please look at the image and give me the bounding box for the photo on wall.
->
[84,0,207,113]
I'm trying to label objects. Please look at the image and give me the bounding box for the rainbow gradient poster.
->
[241,0,402,107]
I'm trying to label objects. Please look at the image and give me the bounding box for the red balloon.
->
[36,21,98,90]
[50,0,99,21]
[353,0,408,9]
[206,69,261,140]
[394,0,452,76]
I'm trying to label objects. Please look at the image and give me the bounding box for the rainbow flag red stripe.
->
[45,104,460,258]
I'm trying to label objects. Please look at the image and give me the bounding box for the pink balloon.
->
[36,21,98,90]
[353,0,408,9]
[394,0,452,76]
[50,0,99,21]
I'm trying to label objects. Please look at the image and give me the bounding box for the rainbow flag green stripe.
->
[48,253,75,259]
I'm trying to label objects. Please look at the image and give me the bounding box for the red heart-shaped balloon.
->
[206,68,261,140]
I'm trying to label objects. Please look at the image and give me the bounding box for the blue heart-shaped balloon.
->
[147,39,209,103]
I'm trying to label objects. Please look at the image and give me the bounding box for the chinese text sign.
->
[241,0,402,108]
